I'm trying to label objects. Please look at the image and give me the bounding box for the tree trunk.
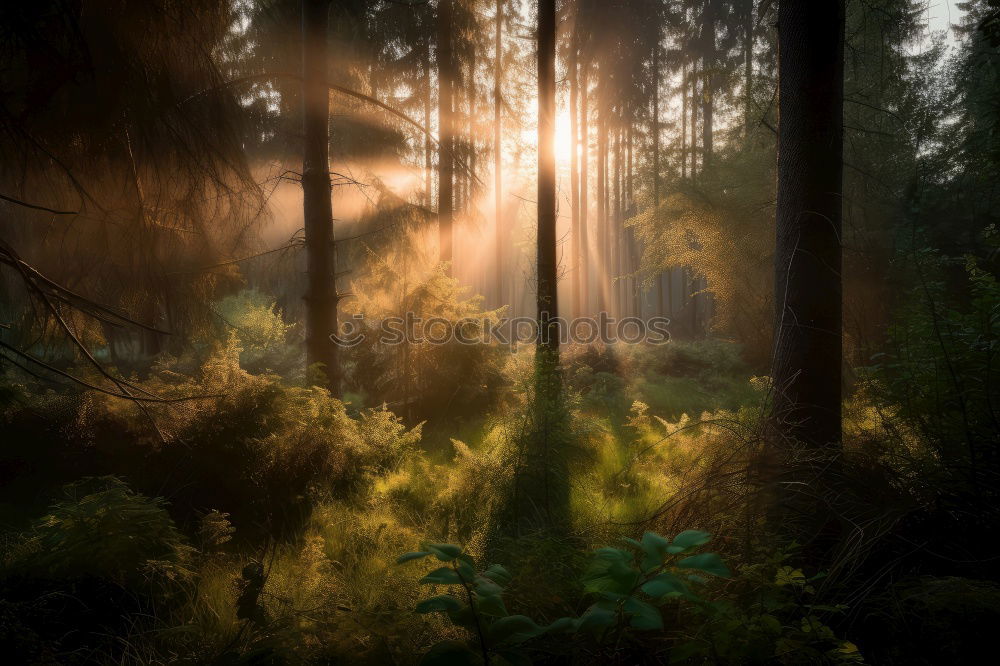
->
[570,31,581,320]
[610,115,624,317]
[652,47,660,207]
[579,56,590,317]
[701,0,714,168]
[681,60,687,180]
[744,0,754,137]
[302,0,339,393]
[596,87,607,314]
[653,45,662,315]
[424,36,433,209]
[537,0,558,352]
[437,0,454,274]
[467,49,476,214]
[494,0,503,306]
[771,0,845,449]
[691,61,699,177]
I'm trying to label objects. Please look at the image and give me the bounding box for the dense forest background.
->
[2,0,999,664]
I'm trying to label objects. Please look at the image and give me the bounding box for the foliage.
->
[398,531,730,665]
[681,551,865,665]
[348,261,508,421]
[211,289,298,375]
[7,476,193,586]
[873,241,1000,527]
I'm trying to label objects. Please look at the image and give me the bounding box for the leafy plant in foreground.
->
[397,543,535,665]
[397,530,730,664]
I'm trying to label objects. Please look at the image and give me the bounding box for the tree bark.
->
[424,35,433,209]
[610,114,624,317]
[570,30,581,320]
[596,83,607,314]
[494,0,504,307]
[744,0,754,137]
[681,60,688,180]
[537,0,558,352]
[771,0,845,449]
[579,56,590,317]
[437,0,455,274]
[301,0,339,393]
[701,0,714,168]
[653,45,663,315]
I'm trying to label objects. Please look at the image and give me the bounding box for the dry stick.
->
[0,193,78,215]
[0,250,168,334]
[1,243,199,439]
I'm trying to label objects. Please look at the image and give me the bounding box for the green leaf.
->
[475,577,503,596]
[456,558,476,582]
[544,617,577,633]
[425,543,464,562]
[582,547,640,594]
[416,595,463,614]
[418,640,483,666]
[420,566,463,585]
[488,615,543,645]
[639,532,671,571]
[624,596,664,631]
[677,552,730,578]
[474,578,508,617]
[446,605,479,631]
[397,551,432,564]
[668,530,711,553]
[575,604,618,632]
[482,564,512,586]
[641,572,688,599]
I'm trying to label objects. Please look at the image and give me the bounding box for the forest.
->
[1,0,999,663]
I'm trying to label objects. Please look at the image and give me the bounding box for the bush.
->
[347,263,509,422]
[9,476,193,585]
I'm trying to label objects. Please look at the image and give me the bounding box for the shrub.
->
[12,476,193,585]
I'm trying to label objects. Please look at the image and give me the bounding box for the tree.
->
[537,0,558,354]
[301,0,340,393]
[437,0,455,274]
[494,0,504,306]
[770,0,845,448]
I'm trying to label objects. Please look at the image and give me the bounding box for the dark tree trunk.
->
[301,0,339,393]
[495,0,504,306]
[744,0,754,137]
[570,31,581,320]
[681,60,688,180]
[771,0,845,449]
[424,36,433,209]
[701,0,714,167]
[537,0,558,352]
[437,0,454,274]
[652,47,660,208]
[610,116,623,317]
[579,56,590,317]
[653,45,663,315]
[596,83,607,314]
[691,60,699,177]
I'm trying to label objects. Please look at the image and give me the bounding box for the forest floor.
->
[2,327,996,664]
